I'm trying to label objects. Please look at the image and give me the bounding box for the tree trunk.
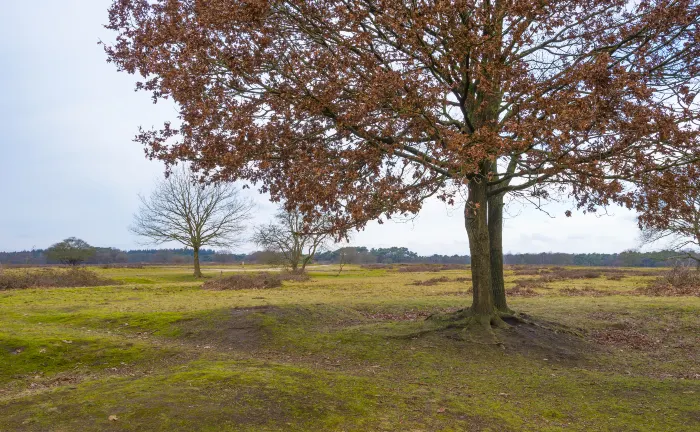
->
[193,247,203,278]
[488,192,511,313]
[465,179,495,318]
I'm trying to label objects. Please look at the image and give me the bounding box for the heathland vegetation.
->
[1,264,698,431]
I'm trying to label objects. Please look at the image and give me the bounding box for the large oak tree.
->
[106,0,700,329]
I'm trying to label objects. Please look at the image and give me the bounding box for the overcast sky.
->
[0,1,653,255]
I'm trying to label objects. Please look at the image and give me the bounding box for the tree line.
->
[2,245,692,268]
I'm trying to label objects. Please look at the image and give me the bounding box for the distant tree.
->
[252,207,333,273]
[131,167,254,277]
[248,250,286,267]
[46,238,95,266]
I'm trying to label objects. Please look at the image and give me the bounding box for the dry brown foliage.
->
[359,310,433,321]
[640,266,700,296]
[505,286,541,297]
[100,263,145,269]
[202,272,310,291]
[559,288,620,297]
[409,276,472,286]
[0,268,120,290]
[591,329,660,350]
[511,266,547,276]
[360,264,396,270]
[396,264,468,273]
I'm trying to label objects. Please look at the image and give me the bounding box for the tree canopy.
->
[46,237,96,266]
[106,0,700,328]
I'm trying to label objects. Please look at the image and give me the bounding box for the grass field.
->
[1,265,698,431]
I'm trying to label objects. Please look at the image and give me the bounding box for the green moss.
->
[0,332,157,384]
[1,360,381,431]
[0,265,698,431]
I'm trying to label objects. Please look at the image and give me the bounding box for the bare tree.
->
[131,167,254,277]
[252,208,332,273]
[638,168,700,270]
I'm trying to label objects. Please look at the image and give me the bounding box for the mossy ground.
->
[1,265,698,431]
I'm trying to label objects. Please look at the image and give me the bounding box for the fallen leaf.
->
[437,407,446,413]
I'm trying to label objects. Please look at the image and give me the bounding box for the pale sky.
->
[0,1,649,255]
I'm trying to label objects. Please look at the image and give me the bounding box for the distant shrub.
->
[559,287,614,297]
[453,277,472,283]
[512,278,545,289]
[99,263,145,269]
[641,266,700,296]
[202,271,310,291]
[396,264,468,273]
[360,264,396,270]
[511,266,545,276]
[0,268,120,290]
[409,277,451,286]
[408,276,472,286]
[505,286,541,297]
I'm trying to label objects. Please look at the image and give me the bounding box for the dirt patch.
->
[176,307,274,351]
[496,318,593,364]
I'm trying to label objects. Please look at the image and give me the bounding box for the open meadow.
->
[1,265,698,431]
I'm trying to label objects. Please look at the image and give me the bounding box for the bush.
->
[506,286,541,297]
[408,276,472,286]
[512,278,545,289]
[100,263,145,269]
[510,266,545,276]
[396,264,468,273]
[409,277,450,286]
[0,268,120,290]
[360,264,396,270]
[641,266,700,296]
[202,271,310,291]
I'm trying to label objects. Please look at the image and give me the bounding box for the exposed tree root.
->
[426,307,585,341]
